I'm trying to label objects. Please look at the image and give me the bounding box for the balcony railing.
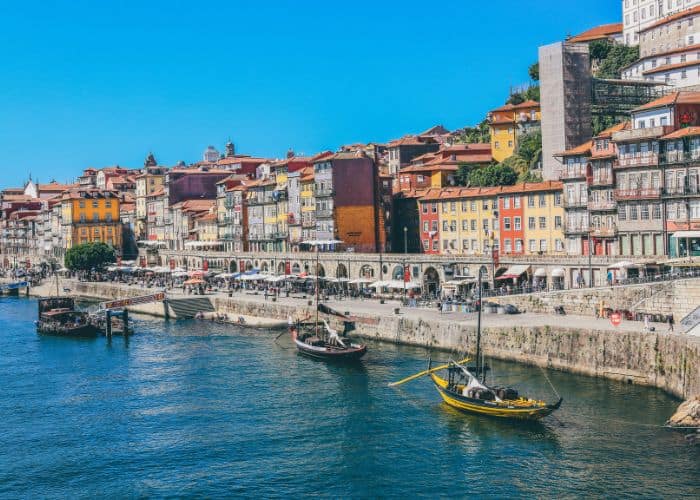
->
[301,219,315,228]
[560,168,588,181]
[590,226,618,237]
[316,209,334,218]
[588,199,616,211]
[563,223,589,235]
[660,150,700,165]
[224,200,235,209]
[589,176,614,187]
[614,188,661,200]
[273,231,288,239]
[563,197,587,208]
[662,185,700,197]
[315,188,334,197]
[614,153,659,168]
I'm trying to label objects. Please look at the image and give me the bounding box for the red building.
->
[417,188,442,254]
[498,186,525,255]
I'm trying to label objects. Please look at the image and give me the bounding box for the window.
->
[422,204,428,214]
[470,201,476,211]
[539,217,547,229]
[105,201,111,208]
[508,141,513,148]
[79,201,85,208]
[450,202,456,213]
[482,219,489,230]
[539,194,546,207]
[495,141,500,149]
[461,201,467,211]
[630,204,638,220]
[80,214,86,223]
[105,213,112,222]
[450,220,457,232]
[652,203,662,219]
[92,200,99,208]
[504,239,512,252]
[471,219,476,231]
[504,217,511,230]
[442,221,448,231]
[514,196,521,208]
[641,204,650,219]
[482,200,489,209]
[503,197,510,209]
[555,239,564,252]
[431,203,437,213]
[528,195,535,207]
[514,217,521,230]
[432,240,438,251]
[682,69,688,79]
[423,221,429,232]
[554,192,562,206]
[462,239,469,250]
[423,240,429,251]
[554,216,562,229]
[529,239,536,252]
[442,203,447,214]
[528,217,535,230]
[515,239,523,252]
[431,221,438,231]
[462,220,468,231]
[539,239,548,252]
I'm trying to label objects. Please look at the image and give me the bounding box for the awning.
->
[670,230,700,239]
[444,277,476,286]
[608,260,638,269]
[534,268,547,278]
[551,267,565,278]
[496,265,531,280]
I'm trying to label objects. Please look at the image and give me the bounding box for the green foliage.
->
[515,130,542,167]
[524,85,540,102]
[592,115,619,136]
[506,93,525,105]
[468,163,518,187]
[455,120,490,143]
[64,242,116,272]
[528,62,539,82]
[590,40,639,79]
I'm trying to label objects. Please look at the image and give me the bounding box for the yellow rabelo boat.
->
[390,270,562,421]
[429,360,562,420]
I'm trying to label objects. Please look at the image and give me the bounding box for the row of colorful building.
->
[2,90,700,261]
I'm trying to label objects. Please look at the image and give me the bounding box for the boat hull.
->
[293,338,367,361]
[37,323,100,338]
[430,374,561,420]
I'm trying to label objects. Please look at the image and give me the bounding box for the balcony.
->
[590,226,618,238]
[315,187,334,197]
[301,219,315,228]
[247,198,264,206]
[663,185,700,198]
[563,197,587,208]
[560,168,588,181]
[612,125,673,143]
[316,209,334,218]
[614,153,659,169]
[660,150,700,165]
[588,199,616,211]
[614,188,661,200]
[273,231,288,239]
[589,176,614,187]
[563,223,589,235]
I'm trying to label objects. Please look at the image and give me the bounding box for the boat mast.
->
[315,244,320,338]
[475,269,483,382]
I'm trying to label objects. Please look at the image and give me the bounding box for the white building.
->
[623,0,700,46]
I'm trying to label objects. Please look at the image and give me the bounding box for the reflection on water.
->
[0,297,697,498]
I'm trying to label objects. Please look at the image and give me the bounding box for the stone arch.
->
[391,265,404,280]
[316,263,325,277]
[254,259,259,268]
[336,263,348,278]
[292,262,301,274]
[359,264,374,279]
[229,261,238,273]
[423,266,440,295]
[245,260,253,271]
[479,265,489,280]
[261,262,269,272]
[277,262,286,275]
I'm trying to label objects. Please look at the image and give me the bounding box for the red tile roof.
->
[490,100,540,113]
[632,91,700,111]
[555,140,592,157]
[641,6,700,33]
[662,126,700,139]
[38,182,76,192]
[568,23,623,43]
[594,121,630,139]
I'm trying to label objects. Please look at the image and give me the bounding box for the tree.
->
[506,93,525,105]
[468,163,518,187]
[589,39,639,79]
[524,85,540,102]
[64,242,116,272]
[455,119,490,144]
[515,130,542,168]
[528,62,539,82]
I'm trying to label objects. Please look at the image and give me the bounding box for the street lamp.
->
[403,226,408,303]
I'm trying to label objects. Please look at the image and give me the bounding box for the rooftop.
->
[567,23,623,43]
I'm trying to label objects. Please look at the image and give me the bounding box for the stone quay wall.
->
[490,278,700,320]
[20,280,699,400]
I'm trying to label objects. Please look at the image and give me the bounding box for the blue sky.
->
[0,0,619,187]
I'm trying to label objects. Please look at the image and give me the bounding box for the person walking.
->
[644,314,650,332]
[668,315,675,332]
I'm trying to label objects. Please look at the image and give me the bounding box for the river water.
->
[0,297,697,498]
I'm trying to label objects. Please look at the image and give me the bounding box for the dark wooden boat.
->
[36,297,99,337]
[291,320,367,361]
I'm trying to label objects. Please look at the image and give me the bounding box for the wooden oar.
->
[389,357,470,387]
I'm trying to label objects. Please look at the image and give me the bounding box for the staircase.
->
[166,297,215,319]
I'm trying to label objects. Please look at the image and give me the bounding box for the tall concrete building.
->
[539,42,592,181]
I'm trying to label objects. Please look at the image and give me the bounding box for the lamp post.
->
[403,226,408,303]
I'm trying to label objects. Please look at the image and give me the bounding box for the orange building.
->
[60,189,122,251]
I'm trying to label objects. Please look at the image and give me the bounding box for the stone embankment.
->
[490,277,700,320]
[16,279,700,402]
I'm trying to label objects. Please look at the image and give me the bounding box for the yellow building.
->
[61,189,122,250]
[423,187,502,256]
[488,100,541,162]
[274,164,289,251]
[193,212,218,241]
[519,182,565,255]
